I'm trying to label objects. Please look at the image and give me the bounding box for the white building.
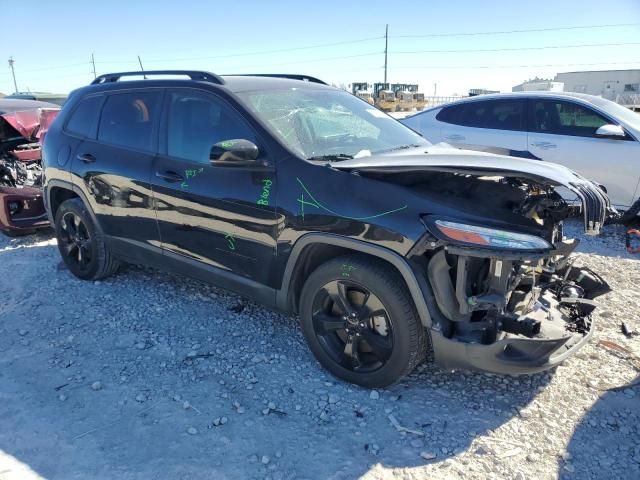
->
[512,79,564,92]
[554,69,640,108]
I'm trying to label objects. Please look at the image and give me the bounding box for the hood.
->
[333,144,612,235]
[0,100,60,153]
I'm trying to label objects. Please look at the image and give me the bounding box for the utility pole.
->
[433,82,437,97]
[137,56,147,79]
[383,24,388,84]
[91,53,97,79]
[8,56,18,93]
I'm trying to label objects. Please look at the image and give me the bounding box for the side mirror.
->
[595,124,626,138]
[210,139,260,166]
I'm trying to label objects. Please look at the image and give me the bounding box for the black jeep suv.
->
[43,71,611,387]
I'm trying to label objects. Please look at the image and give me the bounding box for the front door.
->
[150,88,278,285]
[527,98,640,208]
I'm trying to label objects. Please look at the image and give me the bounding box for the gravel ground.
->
[0,219,638,480]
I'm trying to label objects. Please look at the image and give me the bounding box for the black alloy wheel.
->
[311,279,394,373]
[59,211,93,274]
[54,198,119,280]
[299,254,428,388]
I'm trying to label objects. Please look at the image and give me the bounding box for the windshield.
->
[236,87,429,159]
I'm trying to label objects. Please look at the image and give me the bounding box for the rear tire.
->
[299,254,428,388]
[54,198,119,280]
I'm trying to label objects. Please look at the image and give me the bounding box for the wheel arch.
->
[45,180,99,228]
[277,233,433,328]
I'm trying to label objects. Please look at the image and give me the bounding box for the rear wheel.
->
[54,198,119,280]
[299,254,428,388]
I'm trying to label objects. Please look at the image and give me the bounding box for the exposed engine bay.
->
[0,101,59,234]
[402,172,612,371]
[333,150,615,372]
[0,146,44,188]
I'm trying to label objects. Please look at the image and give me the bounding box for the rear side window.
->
[436,104,464,124]
[531,100,610,137]
[66,95,103,137]
[458,100,524,131]
[98,91,161,151]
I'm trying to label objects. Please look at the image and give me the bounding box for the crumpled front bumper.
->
[0,186,48,233]
[430,316,594,375]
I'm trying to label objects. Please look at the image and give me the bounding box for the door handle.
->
[531,141,557,149]
[77,153,96,163]
[444,134,465,141]
[155,170,184,183]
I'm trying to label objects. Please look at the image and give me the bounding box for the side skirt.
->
[106,236,277,309]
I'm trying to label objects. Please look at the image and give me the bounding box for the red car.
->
[0,99,59,235]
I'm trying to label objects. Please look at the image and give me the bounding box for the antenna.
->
[137,56,147,79]
[8,56,18,93]
[91,53,97,79]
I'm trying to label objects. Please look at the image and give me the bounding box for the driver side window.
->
[167,90,257,164]
[531,100,609,138]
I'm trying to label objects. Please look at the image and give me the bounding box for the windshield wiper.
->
[307,154,354,162]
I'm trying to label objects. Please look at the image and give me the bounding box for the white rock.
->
[187,427,198,435]
[91,381,102,391]
[420,451,437,460]
[370,390,380,400]
[261,455,270,465]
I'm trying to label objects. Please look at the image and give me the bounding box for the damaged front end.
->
[408,173,611,374]
[335,148,613,373]
[0,102,59,234]
[415,235,609,374]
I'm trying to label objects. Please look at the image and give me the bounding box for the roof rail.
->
[91,70,225,85]
[231,74,328,85]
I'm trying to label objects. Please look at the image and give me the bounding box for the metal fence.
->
[422,95,467,108]
[616,93,640,112]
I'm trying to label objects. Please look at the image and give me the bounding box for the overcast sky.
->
[1,0,639,96]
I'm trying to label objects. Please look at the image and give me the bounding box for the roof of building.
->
[556,69,640,75]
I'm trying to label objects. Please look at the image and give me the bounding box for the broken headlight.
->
[434,220,552,251]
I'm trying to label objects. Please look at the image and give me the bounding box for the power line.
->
[391,61,640,70]
[395,22,640,38]
[393,41,640,54]
[304,60,640,74]
[230,52,382,69]
[96,35,384,65]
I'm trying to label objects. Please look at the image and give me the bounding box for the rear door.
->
[527,98,639,208]
[150,87,278,285]
[71,89,162,255]
[439,99,529,157]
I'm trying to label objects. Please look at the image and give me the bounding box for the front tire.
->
[299,254,428,388]
[54,198,119,280]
